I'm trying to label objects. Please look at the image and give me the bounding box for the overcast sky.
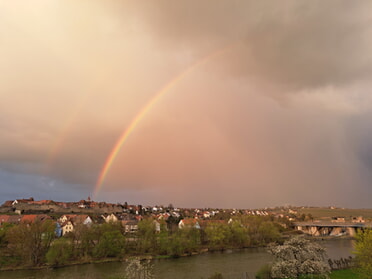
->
[1,0,372,208]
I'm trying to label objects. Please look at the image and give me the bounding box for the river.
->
[0,238,354,279]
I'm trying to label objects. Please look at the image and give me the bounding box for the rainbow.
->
[93,43,239,198]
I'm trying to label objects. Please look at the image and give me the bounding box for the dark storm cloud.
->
[125,0,372,89]
[1,1,372,208]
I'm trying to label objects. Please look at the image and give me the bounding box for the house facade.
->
[178,218,200,229]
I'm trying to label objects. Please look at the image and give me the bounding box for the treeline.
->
[0,215,285,269]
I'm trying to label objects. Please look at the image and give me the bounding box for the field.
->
[297,207,372,220]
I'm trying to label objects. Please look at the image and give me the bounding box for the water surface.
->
[0,238,354,279]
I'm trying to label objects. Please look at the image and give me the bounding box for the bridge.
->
[294,221,372,237]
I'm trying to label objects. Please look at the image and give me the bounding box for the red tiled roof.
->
[0,215,10,224]
[21,215,38,223]
[21,214,51,224]
[30,200,54,205]
[72,215,89,223]
[7,215,22,224]
[17,198,34,203]
[62,214,77,220]
[180,218,199,225]
[2,201,13,207]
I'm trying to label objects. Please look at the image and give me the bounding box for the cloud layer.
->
[1,1,372,208]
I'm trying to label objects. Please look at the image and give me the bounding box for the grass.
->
[330,269,360,279]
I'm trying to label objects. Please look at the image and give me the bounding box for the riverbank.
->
[0,243,277,273]
[0,239,355,279]
[0,236,354,273]
[0,248,211,272]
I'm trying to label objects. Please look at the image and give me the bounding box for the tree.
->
[67,223,97,259]
[94,230,126,258]
[6,220,55,266]
[354,229,372,279]
[229,220,250,248]
[205,223,231,250]
[46,238,73,266]
[268,236,330,278]
[165,227,200,257]
[137,219,157,253]
[257,222,281,244]
[0,222,13,248]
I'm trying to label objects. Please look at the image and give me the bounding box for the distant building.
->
[352,216,365,223]
[101,213,118,223]
[61,221,74,235]
[122,220,139,233]
[331,217,346,223]
[178,218,200,229]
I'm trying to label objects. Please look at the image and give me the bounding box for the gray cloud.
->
[124,0,372,89]
[1,1,372,208]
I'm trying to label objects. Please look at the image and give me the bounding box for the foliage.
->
[268,236,330,278]
[0,215,286,269]
[229,220,250,247]
[353,229,372,279]
[240,216,281,246]
[46,238,73,266]
[137,219,157,253]
[6,220,55,266]
[0,223,13,248]
[67,223,97,259]
[255,264,272,279]
[93,230,126,258]
[166,227,200,257]
[257,222,281,244]
[205,223,231,249]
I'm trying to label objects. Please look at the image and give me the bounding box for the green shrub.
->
[256,264,272,279]
[208,272,224,279]
[46,238,73,266]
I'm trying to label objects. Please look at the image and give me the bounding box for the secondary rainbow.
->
[94,43,239,198]
[45,65,112,167]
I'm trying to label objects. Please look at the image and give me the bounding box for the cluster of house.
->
[0,211,203,237]
[1,198,312,236]
[331,216,366,223]
[0,212,144,236]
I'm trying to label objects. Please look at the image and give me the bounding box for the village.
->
[0,197,278,236]
[1,197,371,238]
[1,197,372,279]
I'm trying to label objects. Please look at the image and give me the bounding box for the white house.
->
[178,218,200,230]
[61,221,74,235]
[122,220,139,233]
[102,213,118,223]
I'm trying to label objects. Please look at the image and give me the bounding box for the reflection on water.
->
[318,238,355,260]
[0,239,354,279]
[154,247,271,279]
